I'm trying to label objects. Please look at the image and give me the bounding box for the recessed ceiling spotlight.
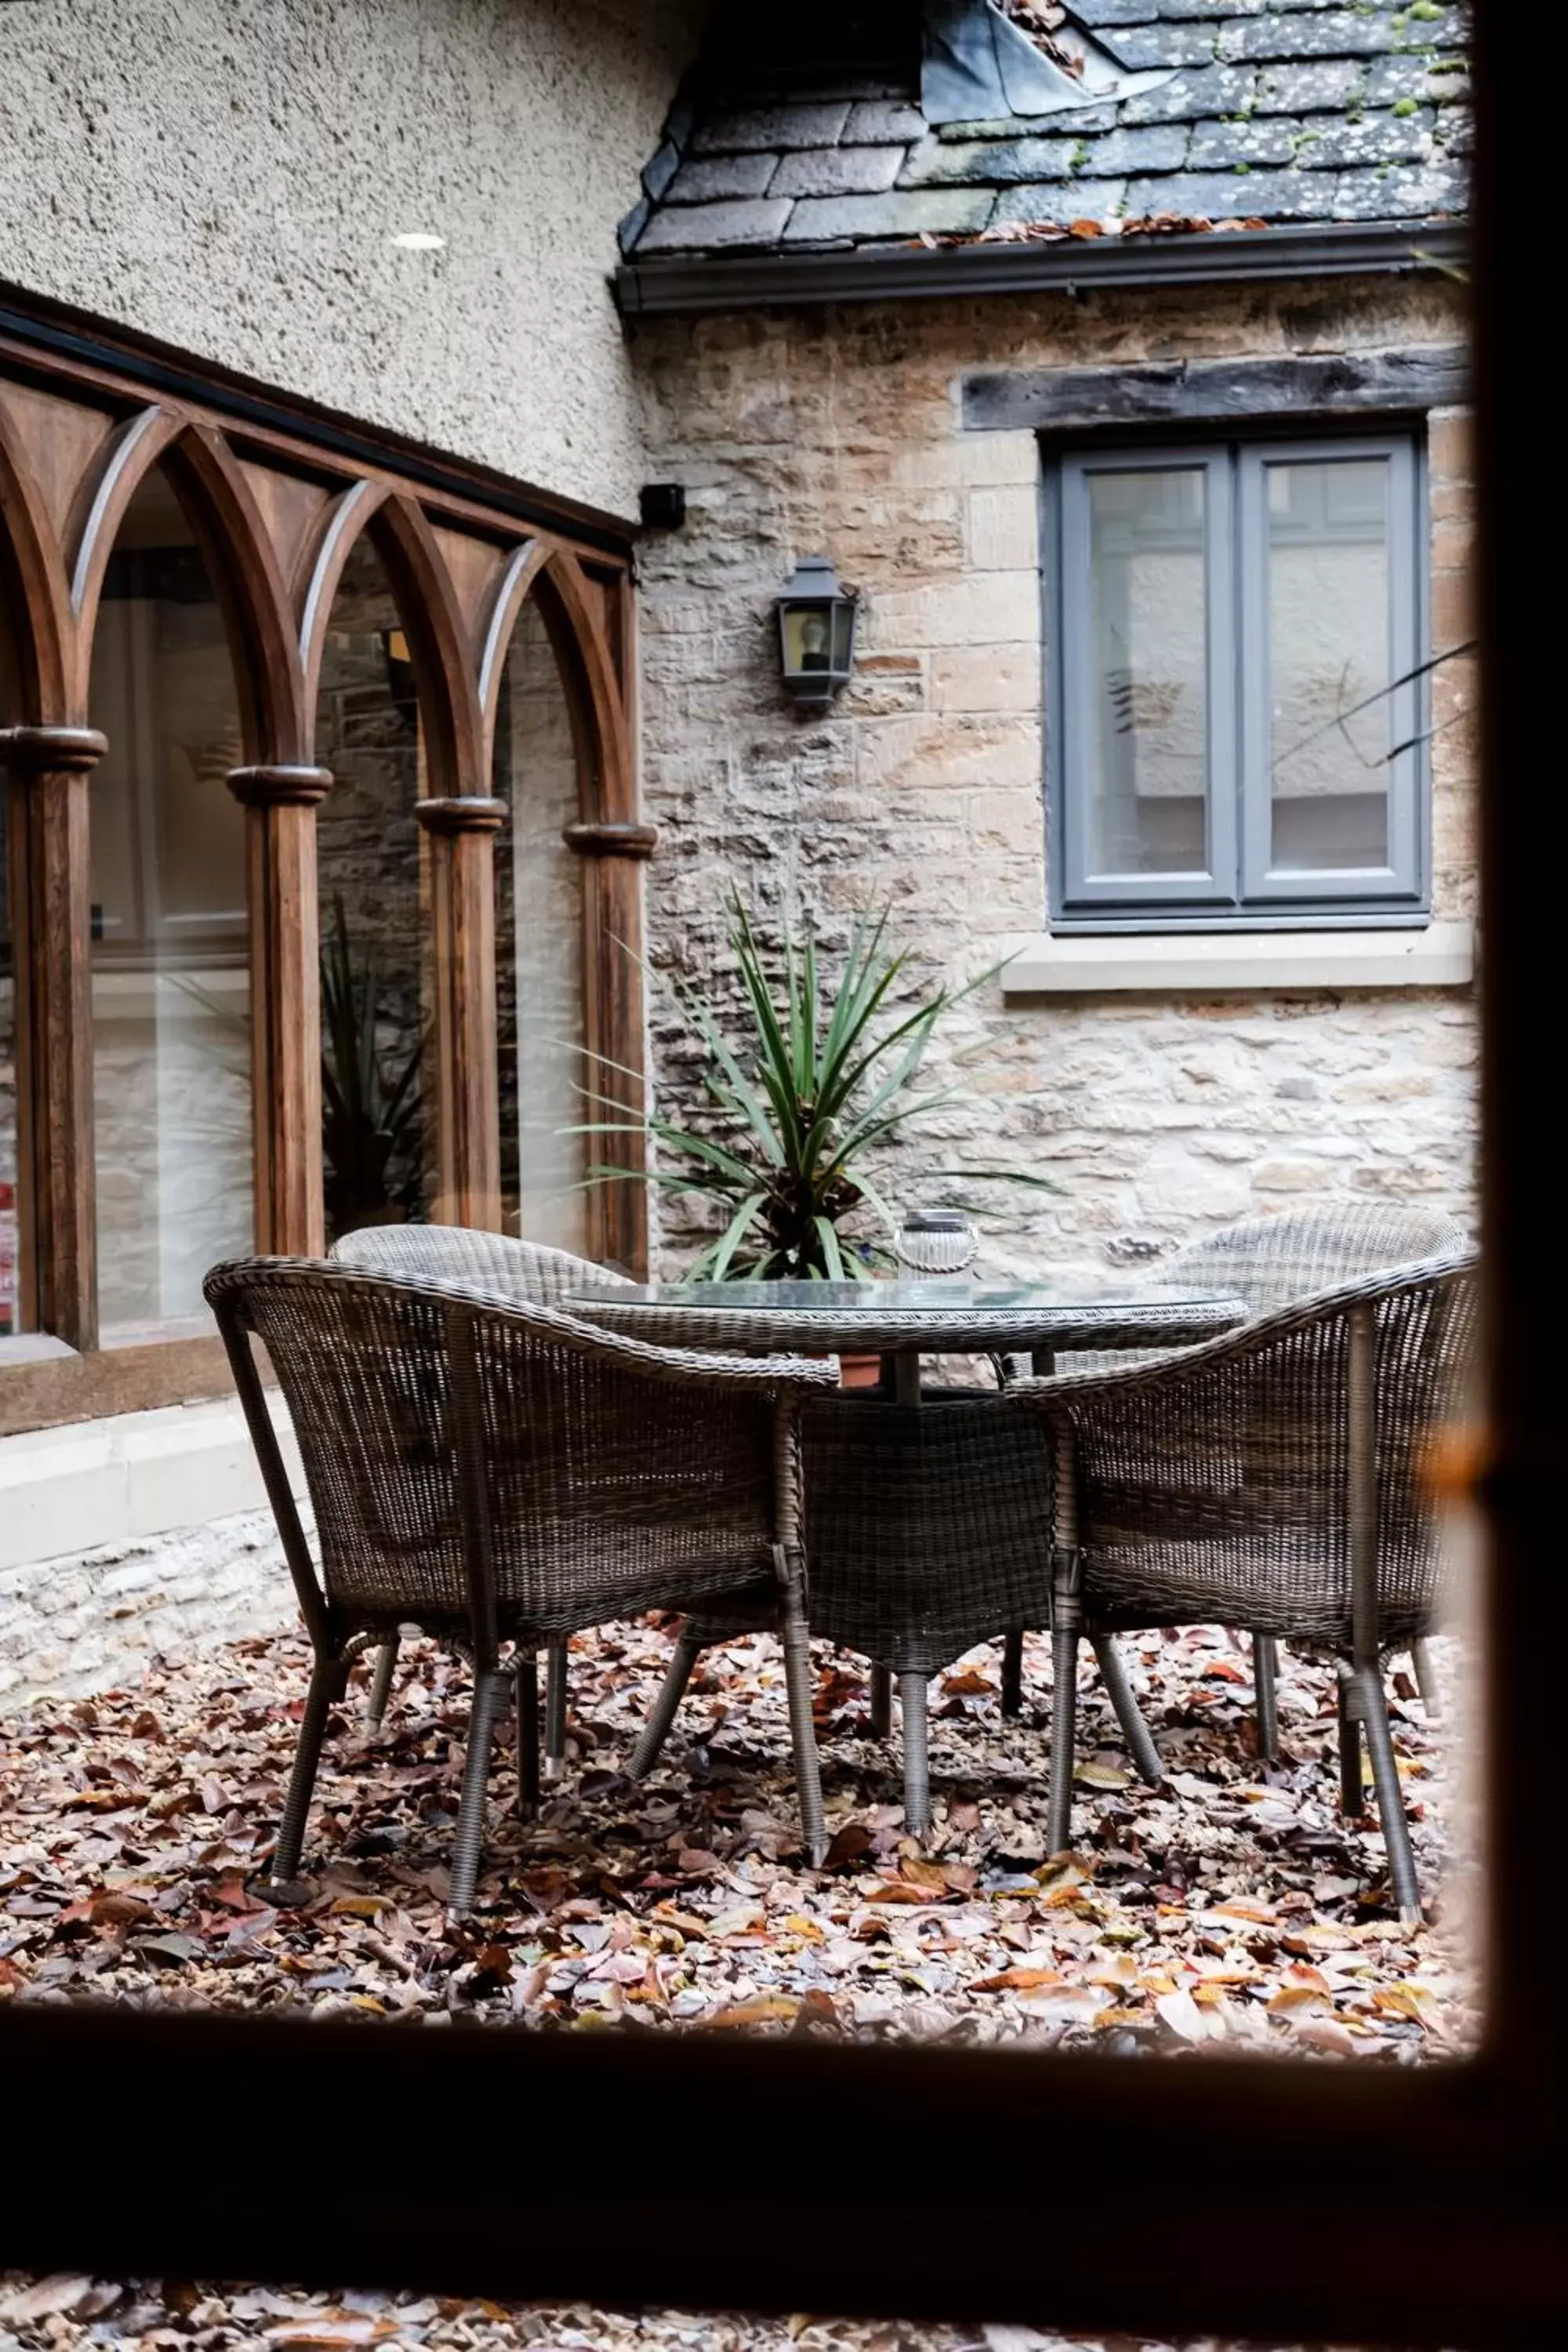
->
[390,231,445,252]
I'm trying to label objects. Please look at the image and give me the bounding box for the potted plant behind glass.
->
[582,896,1057,1374]
[320,895,430,1240]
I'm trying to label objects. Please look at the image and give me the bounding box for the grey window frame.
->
[1045,426,1431,932]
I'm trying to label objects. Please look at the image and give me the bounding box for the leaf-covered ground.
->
[2,1615,1478,2350]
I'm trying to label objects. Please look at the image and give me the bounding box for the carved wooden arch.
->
[0,401,74,727]
[67,407,308,765]
[477,539,646,1269]
[296,481,483,795]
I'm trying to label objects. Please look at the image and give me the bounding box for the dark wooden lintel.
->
[962,343,1470,437]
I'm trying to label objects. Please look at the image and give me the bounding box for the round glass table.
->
[567,1276,1248,1398]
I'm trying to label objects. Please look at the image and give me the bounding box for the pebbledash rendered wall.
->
[0,0,704,522]
[630,275,1478,1278]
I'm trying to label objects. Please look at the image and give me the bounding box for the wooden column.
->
[564,818,657,1277]
[0,725,106,1350]
[227,765,332,1258]
[416,796,506,1232]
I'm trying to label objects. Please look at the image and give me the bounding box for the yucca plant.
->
[320,895,429,1236]
[584,897,1056,1280]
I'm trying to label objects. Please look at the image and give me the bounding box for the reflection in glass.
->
[1,769,17,1334]
[314,540,435,1243]
[1266,456,1392,871]
[87,463,252,1330]
[1087,466,1208,875]
[493,597,587,1254]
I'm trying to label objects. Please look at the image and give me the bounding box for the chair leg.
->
[1353,1663,1423,1926]
[1253,1632,1280,1762]
[1000,1630,1025,1719]
[1047,1624,1080,1857]
[448,1668,509,1921]
[544,1637,569,1781]
[260,1654,347,1903]
[899,1673,931,1839]
[869,1664,893,1741]
[1411,1637,1442,1721]
[515,1650,540,1820]
[1090,1632,1162,1786]
[779,1589,828,1867]
[630,1628,702,1780]
[1338,1668,1366,1818]
[365,1635,400,1730]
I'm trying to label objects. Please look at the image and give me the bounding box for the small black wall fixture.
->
[776,554,858,707]
[639,482,687,530]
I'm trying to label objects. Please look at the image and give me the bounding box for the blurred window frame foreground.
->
[2,7,1564,2347]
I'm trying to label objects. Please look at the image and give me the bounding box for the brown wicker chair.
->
[1000,1205,1471,1744]
[205,1255,836,1914]
[327,1225,632,1758]
[1018,1250,1477,1921]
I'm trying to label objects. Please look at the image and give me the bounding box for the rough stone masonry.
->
[630,274,1478,1277]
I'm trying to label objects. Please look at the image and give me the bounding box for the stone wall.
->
[630,276,1479,1276]
[0,0,706,522]
[0,1508,295,1711]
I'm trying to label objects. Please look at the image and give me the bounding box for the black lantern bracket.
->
[776,554,858,707]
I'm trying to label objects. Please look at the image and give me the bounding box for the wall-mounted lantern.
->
[776,554,857,707]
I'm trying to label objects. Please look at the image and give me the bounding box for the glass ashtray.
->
[895,1210,978,1276]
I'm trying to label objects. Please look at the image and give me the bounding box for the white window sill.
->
[1000,920,1475,996]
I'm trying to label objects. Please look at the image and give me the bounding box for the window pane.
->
[493,595,588,1254]
[1,770,17,1334]
[1086,467,1208,875]
[1265,456,1392,872]
[88,463,252,1330]
[314,541,436,1243]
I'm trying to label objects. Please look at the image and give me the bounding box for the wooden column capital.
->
[416,796,508,837]
[227,764,332,808]
[564,819,657,860]
[0,727,107,775]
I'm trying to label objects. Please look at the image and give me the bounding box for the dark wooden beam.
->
[418,796,506,1233]
[962,343,1471,437]
[0,724,103,1351]
[227,764,332,1258]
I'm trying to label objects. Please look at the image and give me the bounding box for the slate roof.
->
[620,3,1469,263]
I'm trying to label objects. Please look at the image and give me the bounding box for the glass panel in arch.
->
[87,462,252,1330]
[1,764,16,1334]
[492,594,588,1256]
[1,552,16,1330]
[314,536,436,1243]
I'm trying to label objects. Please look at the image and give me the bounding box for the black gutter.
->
[615,219,1468,317]
[0,278,637,559]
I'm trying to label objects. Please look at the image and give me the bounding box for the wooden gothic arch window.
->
[0,309,648,1417]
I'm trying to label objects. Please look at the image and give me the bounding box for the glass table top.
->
[573,1277,1240,1312]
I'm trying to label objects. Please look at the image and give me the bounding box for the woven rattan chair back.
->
[211,1258,805,1642]
[1167,1203,1469,1315]
[1062,1252,1477,1646]
[328,1224,633,1309]
[205,1256,834,1904]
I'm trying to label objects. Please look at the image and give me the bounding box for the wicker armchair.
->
[1018,1251,1477,1921]
[999,1206,1470,1741]
[205,1256,836,1914]
[327,1225,632,1756]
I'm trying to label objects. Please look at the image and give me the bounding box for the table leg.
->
[869,1664,892,1741]
[1031,1346,1057,1377]
[1001,1630,1025,1718]
[884,1348,921,1405]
